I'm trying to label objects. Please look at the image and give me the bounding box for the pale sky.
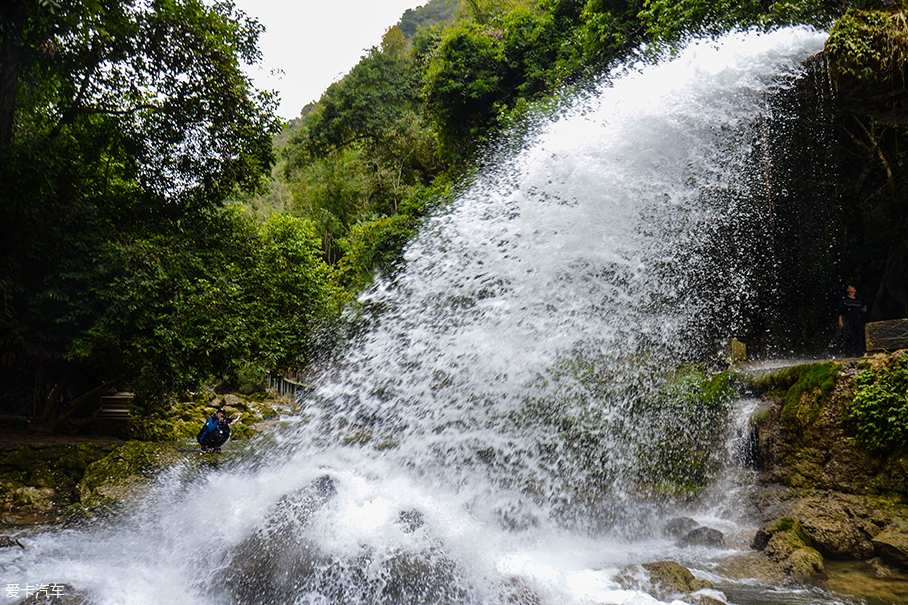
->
[233,0,426,120]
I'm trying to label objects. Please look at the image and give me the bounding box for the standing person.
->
[838,285,868,357]
[196,408,231,453]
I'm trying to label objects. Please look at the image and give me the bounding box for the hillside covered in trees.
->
[2,0,907,432]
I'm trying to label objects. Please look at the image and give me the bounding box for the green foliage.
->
[424,22,510,155]
[639,0,832,44]
[398,0,459,38]
[848,354,908,452]
[580,0,644,62]
[333,178,452,293]
[280,43,441,263]
[827,8,908,84]
[0,0,288,416]
[61,207,340,406]
[295,49,424,159]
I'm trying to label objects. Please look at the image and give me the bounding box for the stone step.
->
[866,319,908,352]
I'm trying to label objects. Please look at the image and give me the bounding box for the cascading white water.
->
[1,27,845,605]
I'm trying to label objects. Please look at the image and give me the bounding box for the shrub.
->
[848,353,908,452]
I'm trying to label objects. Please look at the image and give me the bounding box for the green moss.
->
[827,8,908,85]
[78,441,182,513]
[634,366,737,494]
[848,353,908,452]
[126,389,282,442]
[228,423,257,439]
[0,444,116,490]
[759,361,840,426]
[775,517,812,546]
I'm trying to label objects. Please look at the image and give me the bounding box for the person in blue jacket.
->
[197,408,231,453]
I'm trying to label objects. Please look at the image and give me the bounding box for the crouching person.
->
[197,408,230,453]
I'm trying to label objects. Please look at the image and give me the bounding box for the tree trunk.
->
[0,0,26,146]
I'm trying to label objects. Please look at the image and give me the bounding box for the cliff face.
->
[746,351,908,574]
[754,355,908,496]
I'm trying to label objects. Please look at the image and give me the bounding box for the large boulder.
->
[781,493,878,559]
[76,441,181,516]
[662,516,700,539]
[615,560,724,604]
[871,518,908,569]
[677,526,725,548]
[752,517,825,579]
[219,475,469,605]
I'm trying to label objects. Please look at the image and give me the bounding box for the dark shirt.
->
[839,297,864,321]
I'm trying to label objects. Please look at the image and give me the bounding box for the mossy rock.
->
[872,518,908,569]
[0,444,118,524]
[615,560,718,603]
[753,517,825,579]
[771,362,840,427]
[126,389,282,442]
[78,441,181,515]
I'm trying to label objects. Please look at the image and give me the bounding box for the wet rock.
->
[718,551,787,583]
[867,556,906,579]
[222,474,469,605]
[496,577,542,605]
[752,517,824,579]
[677,526,725,548]
[0,535,24,548]
[77,441,181,516]
[222,475,337,605]
[615,560,722,604]
[783,493,876,559]
[871,519,908,569]
[663,516,699,539]
[222,393,247,410]
[16,584,89,604]
[397,509,425,533]
[379,547,468,605]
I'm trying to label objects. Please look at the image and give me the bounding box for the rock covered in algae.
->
[615,560,724,604]
[751,517,824,579]
[871,518,908,570]
[75,441,182,516]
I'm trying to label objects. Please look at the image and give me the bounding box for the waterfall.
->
[0,27,837,605]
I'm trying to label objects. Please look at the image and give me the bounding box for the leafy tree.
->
[423,22,510,155]
[282,42,439,261]
[0,0,287,421]
[398,0,458,38]
[334,178,452,293]
[68,208,339,409]
[639,0,839,44]
[579,0,645,63]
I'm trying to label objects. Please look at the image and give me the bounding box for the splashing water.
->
[1,27,850,605]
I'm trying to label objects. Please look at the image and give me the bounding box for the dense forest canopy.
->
[2,0,907,431]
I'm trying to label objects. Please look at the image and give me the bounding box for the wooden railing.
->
[265,371,314,398]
